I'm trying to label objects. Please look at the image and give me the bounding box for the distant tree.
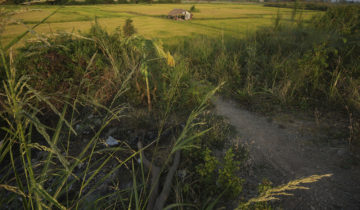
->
[6,0,26,4]
[84,0,113,4]
[123,18,136,37]
[53,0,68,5]
[190,5,200,12]
[85,0,98,4]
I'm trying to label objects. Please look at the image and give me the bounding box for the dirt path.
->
[212,96,360,210]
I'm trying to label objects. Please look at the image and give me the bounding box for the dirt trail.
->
[212,96,360,210]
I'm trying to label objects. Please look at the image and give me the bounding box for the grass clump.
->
[177,112,248,208]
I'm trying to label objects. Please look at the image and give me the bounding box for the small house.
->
[168,9,192,21]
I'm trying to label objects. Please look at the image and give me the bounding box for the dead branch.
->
[153,150,180,210]
[137,141,181,210]
[137,141,160,210]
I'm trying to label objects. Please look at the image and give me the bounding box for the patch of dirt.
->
[212,96,360,209]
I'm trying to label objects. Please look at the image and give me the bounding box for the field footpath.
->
[213,96,360,209]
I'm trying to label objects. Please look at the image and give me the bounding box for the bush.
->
[179,112,248,207]
[123,18,136,37]
[190,5,200,13]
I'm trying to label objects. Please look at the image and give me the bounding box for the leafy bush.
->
[178,112,248,207]
[196,147,219,185]
[218,148,244,196]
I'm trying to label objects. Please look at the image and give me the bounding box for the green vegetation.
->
[0,3,357,209]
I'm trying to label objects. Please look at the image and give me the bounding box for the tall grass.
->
[0,32,139,208]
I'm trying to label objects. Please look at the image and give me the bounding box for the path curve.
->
[212,96,360,210]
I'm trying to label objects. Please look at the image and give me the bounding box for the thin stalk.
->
[145,72,152,112]
[9,144,27,209]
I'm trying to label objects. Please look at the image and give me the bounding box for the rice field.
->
[1,3,320,46]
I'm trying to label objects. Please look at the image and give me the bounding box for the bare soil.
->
[212,96,360,210]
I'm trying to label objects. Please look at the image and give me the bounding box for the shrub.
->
[190,5,200,13]
[218,148,244,196]
[179,112,248,207]
[123,18,136,37]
